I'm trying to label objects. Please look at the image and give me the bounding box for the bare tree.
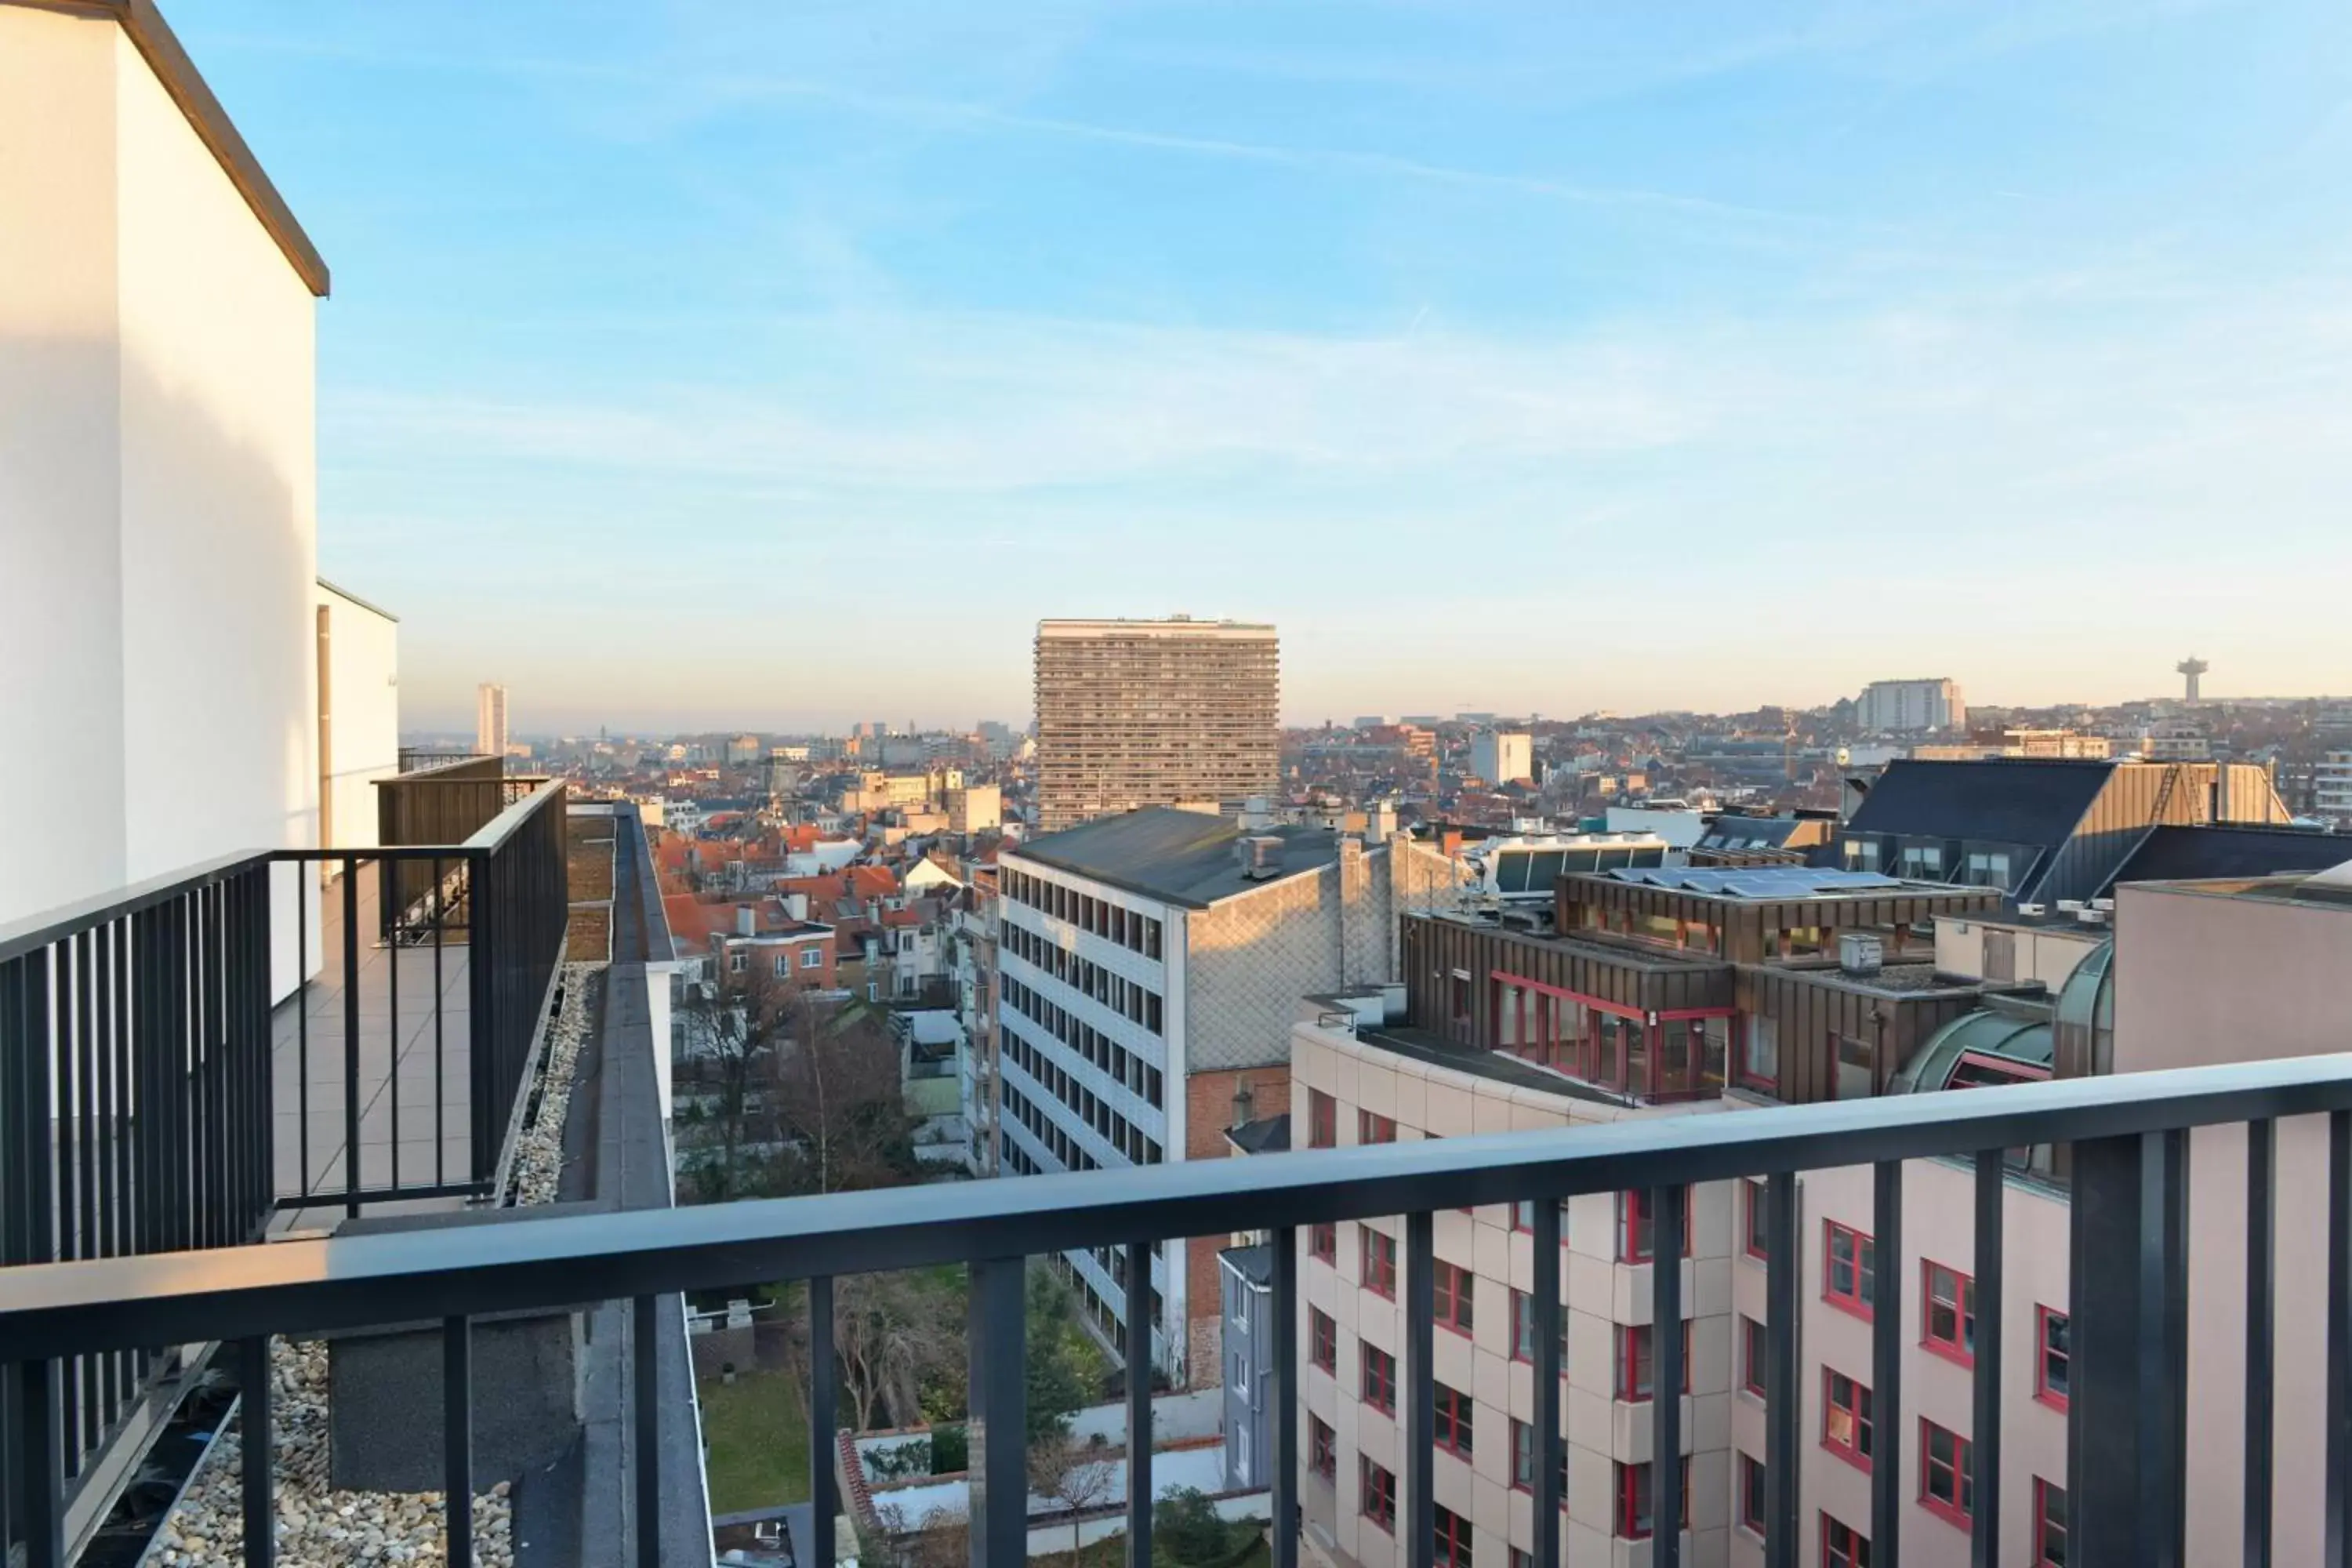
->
[1030,1436,1120,1568]
[770,1000,914,1195]
[676,955,806,1200]
[833,1272,964,1431]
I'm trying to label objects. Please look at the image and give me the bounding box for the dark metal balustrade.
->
[6,1047,2352,1566]
[0,780,568,1557]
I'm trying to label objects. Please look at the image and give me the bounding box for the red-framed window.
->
[1358,1109,1397,1145]
[1434,1504,1472,1568]
[1434,1383,1475,1458]
[1822,1368,1873,1470]
[1434,1261,1475,1336]
[1922,1261,1975,1364]
[1308,1414,1336,1478]
[1824,1221,1876,1318]
[1363,1345,1397,1414]
[1510,1196,1570,1236]
[2034,1477,2068,1565]
[1363,1228,1398,1298]
[1613,1460,1688,1541]
[1617,1188,1693,1263]
[2037,1307,2070,1409]
[1510,1418,1534,1490]
[1740,1315,1769,1397]
[1310,1222,1337,1265]
[1919,1419,1974,1530]
[1614,1320,1693,1402]
[1509,1290,1568,1366]
[1821,1514,1869,1568]
[1743,1179,1769,1261]
[1309,1308,1337,1374]
[1738,1454,1766,1536]
[1360,1457,1396,1532]
[1308,1090,1336,1149]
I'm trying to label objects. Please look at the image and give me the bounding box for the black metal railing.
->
[0,783,569,1555]
[6,1048,2352,1567]
[375,757,547,940]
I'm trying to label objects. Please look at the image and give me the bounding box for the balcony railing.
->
[6,1047,2352,1566]
[0,781,569,1555]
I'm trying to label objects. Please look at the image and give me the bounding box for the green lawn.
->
[698,1367,813,1514]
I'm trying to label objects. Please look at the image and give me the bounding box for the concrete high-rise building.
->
[476,682,508,757]
[1855,677,1965,734]
[1033,617,1279,832]
[1469,731,1532,786]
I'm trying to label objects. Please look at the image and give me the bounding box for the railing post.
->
[342,861,361,1218]
[1531,1200,1563,1568]
[1269,1227,1297,1568]
[968,1258,1027,1568]
[2327,1112,2352,1568]
[1970,1151,2003,1568]
[809,1276,838,1566]
[1123,1241,1153,1568]
[238,1335,274,1568]
[445,1316,473,1568]
[2245,1119,2275,1568]
[1871,1160,1904,1568]
[632,1294,660,1568]
[1762,1172,1800,1568]
[469,850,495,1189]
[1652,1185,1684,1567]
[1405,1211,1434,1568]
[2068,1131,2187,1568]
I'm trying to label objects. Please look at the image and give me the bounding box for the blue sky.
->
[180,0,2352,732]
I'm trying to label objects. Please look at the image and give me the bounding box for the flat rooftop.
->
[1581,865,1986,903]
[1013,807,1345,908]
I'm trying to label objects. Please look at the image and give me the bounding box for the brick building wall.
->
[1181,1065,1292,1389]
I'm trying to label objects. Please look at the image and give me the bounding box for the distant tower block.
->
[2177,656,2209,703]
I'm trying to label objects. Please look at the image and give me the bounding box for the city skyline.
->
[169,0,2352,728]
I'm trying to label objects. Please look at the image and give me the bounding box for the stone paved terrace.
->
[273,859,477,1229]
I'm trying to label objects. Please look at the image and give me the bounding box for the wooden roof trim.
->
[14,0,329,296]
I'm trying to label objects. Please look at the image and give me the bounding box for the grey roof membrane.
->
[1014,807,1345,907]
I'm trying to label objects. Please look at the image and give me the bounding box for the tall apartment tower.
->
[1855,677,1965,734]
[476,682,508,757]
[1033,618,1278,832]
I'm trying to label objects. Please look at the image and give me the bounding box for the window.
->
[800,946,823,969]
[728,950,747,974]
[1740,1015,1779,1090]
[1308,1090,1337,1149]
[1309,1308,1336,1374]
[2037,1307,2070,1408]
[1511,1418,1534,1490]
[1824,1221,1875,1318]
[1738,1454,1766,1537]
[1744,1179,1769,1261]
[1509,1290,1567,1367]
[1363,1345,1396,1414]
[1309,1223,1337,1265]
[1434,1261,1475,1335]
[1358,1109,1397,1144]
[1740,1316,1769,1397]
[1434,1505,1472,1568]
[1823,1369,1873,1469]
[1363,1228,1397,1298]
[1434,1383,1474,1458]
[1308,1416,1336,1479]
[2034,1478,2068,1566]
[1821,1514,1870,1568]
[1360,1457,1396,1532]
[1613,1461,1686,1541]
[1922,1261,1975,1363]
[774,953,792,976]
[1614,1321,1691,1402]
[1617,1189,1692,1262]
[1920,1420,1973,1530]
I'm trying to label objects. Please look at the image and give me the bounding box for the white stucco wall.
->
[0,9,323,994]
[314,582,399,852]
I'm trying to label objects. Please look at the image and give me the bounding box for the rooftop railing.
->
[7,1046,2352,1566]
[0,780,568,1555]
